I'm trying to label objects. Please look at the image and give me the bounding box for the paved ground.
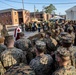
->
[0,26,43,38]
[8,30,43,38]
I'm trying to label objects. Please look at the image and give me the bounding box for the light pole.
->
[22,0,25,32]
[22,0,24,10]
[34,5,36,19]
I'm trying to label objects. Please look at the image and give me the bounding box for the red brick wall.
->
[0,12,12,25]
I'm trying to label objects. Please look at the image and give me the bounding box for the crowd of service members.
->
[0,20,76,75]
[21,21,50,32]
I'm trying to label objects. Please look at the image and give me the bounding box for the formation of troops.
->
[0,20,76,75]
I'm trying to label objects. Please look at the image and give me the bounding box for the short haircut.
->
[4,35,14,46]
[36,46,45,53]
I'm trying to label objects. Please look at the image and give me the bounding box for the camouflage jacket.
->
[0,61,6,75]
[1,29,9,37]
[0,44,7,75]
[14,37,32,51]
[52,66,76,75]
[42,38,57,53]
[4,63,35,75]
[1,47,26,70]
[30,54,53,75]
[0,44,7,57]
[56,46,76,68]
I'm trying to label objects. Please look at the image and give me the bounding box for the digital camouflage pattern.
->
[14,36,33,64]
[0,61,6,75]
[57,46,76,68]
[30,54,53,75]
[36,40,46,50]
[52,66,76,75]
[14,37,31,51]
[43,38,56,53]
[4,63,35,75]
[53,47,76,75]
[1,29,9,37]
[0,44,7,57]
[0,44,7,75]
[67,26,75,42]
[1,47,26,70]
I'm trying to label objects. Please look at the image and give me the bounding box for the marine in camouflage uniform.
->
[53,29,60,44]
[42,31,57,54]
[0,37,7,75]
[67,26,75,44]
[52,48,76,75]
[57,35,76,68]
[30,41,53,75]
[0,37,7,57]
[4,63,35,75]
[1,25,9,37]
[14,32,32,51]
[14,32,33,64]
[1,35,26,71]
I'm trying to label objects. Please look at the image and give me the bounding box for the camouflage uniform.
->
[14,36,33,64]
[1,26,9,37]
[43,37,57,54]
[0,61,6,75]
[0,38,7,75]
[67,26,75,43]
[52,48,76,75]
[0,44,7,56]
[30,41,53,75]
[4,63,35,75]
[0,44,7,75]
[57,46,76,67]
[14,37,32,51]
[52,66,76,75]
[59,36,76,68]
[1,47,26,70]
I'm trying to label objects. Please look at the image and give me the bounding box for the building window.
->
[15,12,16,15]
[15,19,17,22]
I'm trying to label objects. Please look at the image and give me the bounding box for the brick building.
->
[0,8,19,26]
[30,12,51,21]
[0,8,30,27]
[17,9,30,24]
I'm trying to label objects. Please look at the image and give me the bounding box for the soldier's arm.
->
[29,59,35,69]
